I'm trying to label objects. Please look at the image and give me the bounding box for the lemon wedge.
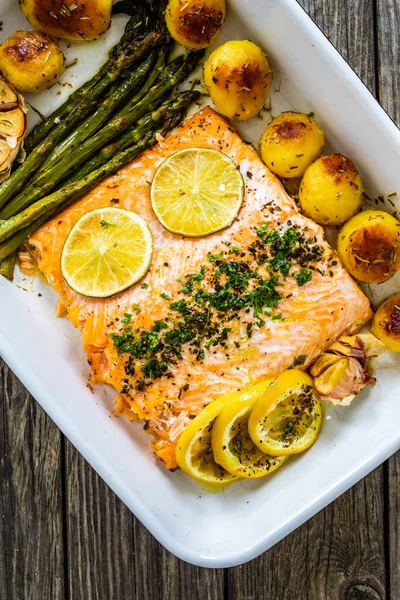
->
[61,207,153,298]
[150,148,244,237]
[175,392,243,486]
[211,380,288,478]
[248,370,323,456]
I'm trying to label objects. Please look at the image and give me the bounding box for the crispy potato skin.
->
[204,40,272,121]
[371,292,400,352]
[337,210,400,283]
[166,0,225,50]
[260,112,325,178]
[0,30,64,93]
[19,0,111,41]
[299,153,363,225]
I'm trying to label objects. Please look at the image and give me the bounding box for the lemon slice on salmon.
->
[150,148,244,237]
[61,207,153,298]
[248,370,323,456]
[176,392,242,486]
[211,380,288,478]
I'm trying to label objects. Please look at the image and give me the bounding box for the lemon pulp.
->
[212,380,288,478]
[61,207,153,298]
[248,370,323,456]
[150,148,244,237]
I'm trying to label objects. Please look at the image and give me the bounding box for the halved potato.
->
[260,112,325,179]
[371,293,400,352]
[299,153,363,225]
[204,40,273,121]
[165,0,225,50]
[0,31,64,93]
[19,0,111,41]
[337,210,400,283]
[0,77,27,182]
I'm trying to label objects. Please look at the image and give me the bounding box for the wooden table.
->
[1,1,399,598]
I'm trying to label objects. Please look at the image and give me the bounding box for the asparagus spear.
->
[0,107,192,260]
[24,5,153,154]
[40,48,159,173]
[2,51,203,219]
[0,32,161,213]
[0,250,17,280]
[0,96,198,246]
[68,90,200,182]
[0,134,163,243]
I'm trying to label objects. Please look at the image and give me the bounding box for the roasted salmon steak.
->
[28,107,373,469]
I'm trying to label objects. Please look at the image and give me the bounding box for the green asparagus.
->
[0,32,162,213]
[0,98,197,250]
[0,133,164,243]
[1,51,203,219]
[24,6,154,154]
[67,90,200,182]
[40,48,159,173]
[0,251,17,280]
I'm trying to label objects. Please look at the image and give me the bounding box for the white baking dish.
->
[0,0,399,568]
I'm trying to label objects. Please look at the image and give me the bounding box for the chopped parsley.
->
[292,355,307,367]
[110,222,324,387]
[121,313,132,324]
[141,282,149,289]
[100,220,116,228]
[207,251,224,262]
[294,268,312,287]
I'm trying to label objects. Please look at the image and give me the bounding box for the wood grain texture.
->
[1,1,400,599]
[227,468,386,600]
[0,359,65,600]
[375,5,400,598]
[64,441,225,600]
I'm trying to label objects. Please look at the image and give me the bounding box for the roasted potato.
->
[165,0,225,50]
[371,292,400,352]
[260,112,325,178]
[19,0,111,41]
[299,153,363,225]
[0,31,64,93]
[0,77,27,182]
[337,210,400,283]
[204,40,272,121]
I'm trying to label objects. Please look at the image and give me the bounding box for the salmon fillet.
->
[28,107,373,469]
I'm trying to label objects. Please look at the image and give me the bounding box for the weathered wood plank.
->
[387,455,400,600]
[375,4,400,598]
[65,441,225,600]
[226,1,386,597]
[227,468,386,600]
[0,359,65,600]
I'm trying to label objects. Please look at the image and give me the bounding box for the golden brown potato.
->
[371,292,400,352]
[0,31,64,93]
[337,210,400,283]
[0,77,27,182]
[299,153,363,225]
[19,0,111,41]
[165,0,225,50]
[204,40,272,121]
[260,112,325,179]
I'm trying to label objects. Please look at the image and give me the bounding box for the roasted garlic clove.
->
[310,333,385,406]
[310,353,342,378]
[313,357,368,400]
[329,333,385,362]
[0,77,27,182]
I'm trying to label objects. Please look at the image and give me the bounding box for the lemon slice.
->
[176,392,243,486]
[212,380,288,478]
[248,370,323,456]
[61,207,153,298]
[150,148,244,237]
